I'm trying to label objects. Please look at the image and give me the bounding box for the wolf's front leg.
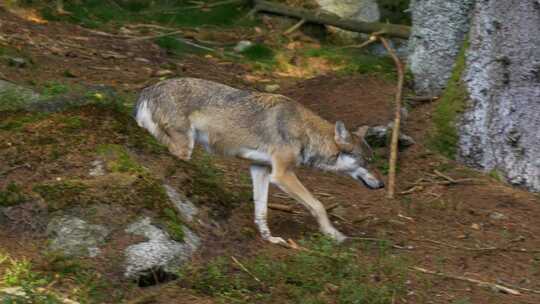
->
[250,165,287,245]
[270,169,347,243]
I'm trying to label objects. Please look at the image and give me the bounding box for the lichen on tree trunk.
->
[459,0,540,192]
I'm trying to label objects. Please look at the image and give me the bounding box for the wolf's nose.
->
[377,181,385,189]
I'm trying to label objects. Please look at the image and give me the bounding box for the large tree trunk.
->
[409,0,540,192]
[459,0,540,192]
[407,0,475,96]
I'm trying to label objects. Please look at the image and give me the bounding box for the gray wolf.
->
[134,78,384,244]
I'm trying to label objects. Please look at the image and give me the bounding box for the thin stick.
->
[283,18,306,35]
[231,256,262,285]
[412,266,521,295]
[269,203,297,213]
[379,37,405,199]
[496,279,540,295]
[433,170,457,183]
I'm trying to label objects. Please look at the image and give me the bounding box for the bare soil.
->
[1,8,540,304]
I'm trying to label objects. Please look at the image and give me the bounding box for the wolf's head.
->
[326,121,384,189]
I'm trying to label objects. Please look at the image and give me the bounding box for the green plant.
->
[41,81,69,97]
[162,207,185,241]
[183,235,408,303]
[96,144,145,174]
[429,41,469,158]
[0,182,26,207]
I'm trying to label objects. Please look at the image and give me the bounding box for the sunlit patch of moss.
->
[430,41,469,159]
[97,144,146,174]
[304,46,395,77]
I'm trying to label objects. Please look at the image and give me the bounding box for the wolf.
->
[134,78,384,244]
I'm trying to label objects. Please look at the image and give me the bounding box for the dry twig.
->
[412,266,521,295]
[378,36,404,199]
[231,256,262,285]
[283,18,306,35]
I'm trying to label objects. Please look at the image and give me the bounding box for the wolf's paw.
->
[266,236,287,245]
[325,229,348,243]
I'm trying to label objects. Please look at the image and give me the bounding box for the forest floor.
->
[1,4,540,304]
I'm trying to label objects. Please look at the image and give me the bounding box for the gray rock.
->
[364,125,415,148]
[234,40,253,53]
[489,212,507,221]
[47,215,109,258]
[164,185,198,223]
[7,57,27,68]
[407,0,475,95]
[459,0,540,192]
[316,0,380,40]
[124,217,200,279]
[89,159,106,177]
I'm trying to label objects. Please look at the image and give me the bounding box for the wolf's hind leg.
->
[166,127,195,161]
[250,165,286,245]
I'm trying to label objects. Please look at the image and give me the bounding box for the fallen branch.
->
[231,256,262,285]
[412,266,521,295]
[380,36,405,199]
[496,279,540,295]
[433,169,457,184]
[269,203,297,213]
[253,0,410,39]
[283,18,306,35]
[404,95,439,103]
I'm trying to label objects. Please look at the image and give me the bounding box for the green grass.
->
[304,46,396,77]
[96,144,146,174]
[429,41,469,159]
[181,235,409,303]
[154,36,211,57]
[0,182,27,207]
[37,0,254,29]
[161,207,185,241]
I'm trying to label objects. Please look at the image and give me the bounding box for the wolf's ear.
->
[354,125,369,139]
[335,121,351,145]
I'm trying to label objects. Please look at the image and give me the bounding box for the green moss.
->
[0,87,38,112]
[0,112,48,131]
[33,180,88,210]
[429,42,469,159]
[241,44,275,62]
[0,182,27,207]
[97,144,145,174]
[161,207,185,241]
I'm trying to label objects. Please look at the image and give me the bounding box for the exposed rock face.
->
[459,0,540,192]
[164,185,198,223]
[124,217,200,279]
[47,215,109,257]
[316,0,380,39]
[407,0,474,95]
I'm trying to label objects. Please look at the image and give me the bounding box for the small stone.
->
[470,223,481,230]
[153,69,174,77]
[89,159,106,177]
[135,57,151,64]
[233,40,253,53]
[264,84,280,93]
[164,185,198,223]
[489,212,508,220]
[8,57,27,68]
